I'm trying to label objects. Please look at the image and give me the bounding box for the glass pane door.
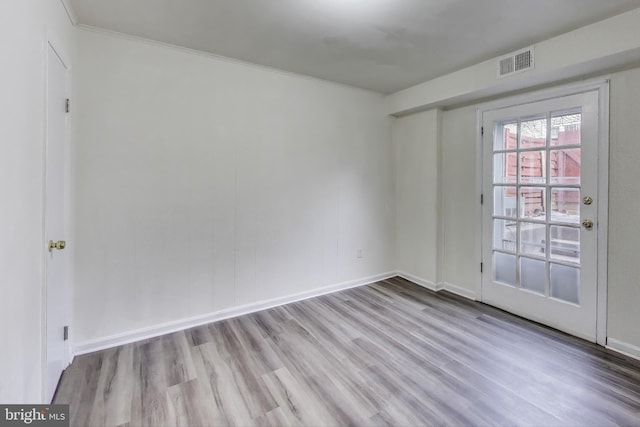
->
[492,110,582,303]
[482,90,600,342]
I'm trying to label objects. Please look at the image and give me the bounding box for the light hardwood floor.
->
[55,277,640,426]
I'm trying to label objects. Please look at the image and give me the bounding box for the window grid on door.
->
[492,108,582,304]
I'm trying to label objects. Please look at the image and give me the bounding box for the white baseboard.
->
[606,338,640,361]
[396,271,441,291]
[442,282,477,300]
[74,271,481,355]
[73,271,396,356]
[395,272,477,301]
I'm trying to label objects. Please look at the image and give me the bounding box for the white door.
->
[45,43,71,402]
[482,91,600,342]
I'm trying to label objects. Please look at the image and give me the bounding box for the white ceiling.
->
[69,0,640,94]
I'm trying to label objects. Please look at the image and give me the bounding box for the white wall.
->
[608,67,640,350]
[392,105,479,298]
[393,110,440,286]
[0,0,75,403]
[440,105,478,293]
[433,67,640,352]
[72,28,394,347]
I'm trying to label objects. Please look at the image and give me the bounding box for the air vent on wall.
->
[497,46,534,78]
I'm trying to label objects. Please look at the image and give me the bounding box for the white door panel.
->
[482,91,599,341]
[45,43,71,402]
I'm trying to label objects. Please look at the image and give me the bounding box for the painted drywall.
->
[435,67,640,351]
[393,110,440,285]
[0,0,75,403]
[387,7,640,115]
[72,28,394,346]
[440,106,479,293]
[608,67,640,349]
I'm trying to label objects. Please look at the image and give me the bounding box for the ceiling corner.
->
[59,0,79,26]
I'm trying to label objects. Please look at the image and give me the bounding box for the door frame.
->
[41,35,73,402]
[475,78,610,346]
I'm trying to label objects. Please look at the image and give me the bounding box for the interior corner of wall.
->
[443,282,477,301]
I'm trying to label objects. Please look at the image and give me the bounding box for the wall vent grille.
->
[497,46,534,78]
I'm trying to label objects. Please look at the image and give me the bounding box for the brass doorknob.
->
[48,240,66,252]
[581,220,594,230]
[583,196,593,205]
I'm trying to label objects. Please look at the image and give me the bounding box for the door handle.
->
[48,240,66,252]
[581,220,594,230]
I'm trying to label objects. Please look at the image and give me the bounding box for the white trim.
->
[59,0,78,26]
[40,32,50,406]
[475,110,484,300]
[435,109,446,287]
[396,273,477,300]
[595,81,610,347]
[73,272,395,355]
[606,338,640,361]
[476,77,612,114]
[443,282,477,300]
[76,25,383,96]
[396,272,441,292]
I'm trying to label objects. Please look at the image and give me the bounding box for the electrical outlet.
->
[357,248,363,259]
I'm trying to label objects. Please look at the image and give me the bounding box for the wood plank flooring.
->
[54,277,640,426]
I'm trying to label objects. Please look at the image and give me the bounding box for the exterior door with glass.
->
[482,91,599,342]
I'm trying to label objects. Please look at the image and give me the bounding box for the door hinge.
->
[481,194,484,205]
[480,262,483,273]
[481,126,484,136]
[65,98,70,113]
[63,326,69,341]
